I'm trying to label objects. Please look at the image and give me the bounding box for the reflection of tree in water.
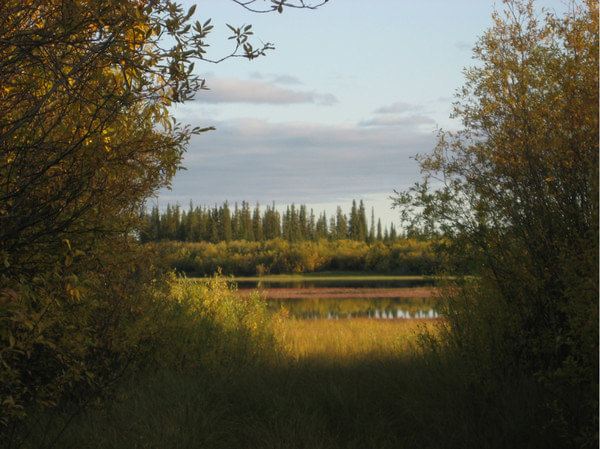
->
[250,279,436,289]
[270,296,439,319]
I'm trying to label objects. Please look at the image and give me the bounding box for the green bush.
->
[1,242,170,446]
[12,271,278,448]
[150,238,441,276]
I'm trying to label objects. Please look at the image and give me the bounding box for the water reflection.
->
[237,279,436,290]
[232,277,441,320]
[289,308,439,320]
[268,297,440,320]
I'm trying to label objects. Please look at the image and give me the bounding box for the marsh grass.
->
[23,278,562,449]
[277,317,437,361]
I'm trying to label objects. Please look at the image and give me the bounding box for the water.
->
[236,279,435,289]
[268,297,439,320]
[238,278,440,320]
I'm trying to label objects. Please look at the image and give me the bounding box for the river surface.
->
[237,278,440,320]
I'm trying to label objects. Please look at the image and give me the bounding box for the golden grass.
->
[275,317,440,361]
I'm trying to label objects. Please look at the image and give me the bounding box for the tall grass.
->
[22,277,579,449]
[277,318,436,362]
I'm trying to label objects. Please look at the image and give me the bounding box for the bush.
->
[1,242,170,446]
[150,238,441,276]
[8,269,278,448]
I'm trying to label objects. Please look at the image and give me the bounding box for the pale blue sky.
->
[159,0,568,227]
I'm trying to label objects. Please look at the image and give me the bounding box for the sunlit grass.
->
[276,317,439,361]
[27,279,549,449]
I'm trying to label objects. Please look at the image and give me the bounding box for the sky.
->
[158,0,568,228]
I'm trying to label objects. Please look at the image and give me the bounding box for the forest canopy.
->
[140,200,400,243]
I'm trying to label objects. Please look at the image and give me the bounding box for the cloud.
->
[249,72,303,85]
[199,77,336,105]
[359,115,436,128]
[162,117,437,205]
[374,101,422,114]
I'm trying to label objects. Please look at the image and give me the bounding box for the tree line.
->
[152,239,442,276]
[140,199,400,243]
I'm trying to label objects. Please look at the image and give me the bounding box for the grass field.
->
[39,317,449,449]
[277,318,438,361]
[24,278,553,449]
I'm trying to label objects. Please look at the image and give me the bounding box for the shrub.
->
[150,238,440,276]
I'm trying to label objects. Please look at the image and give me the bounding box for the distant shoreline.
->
[186,273,441,283]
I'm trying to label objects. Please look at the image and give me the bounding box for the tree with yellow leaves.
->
[0,0,327,444]
[395,0,598,444]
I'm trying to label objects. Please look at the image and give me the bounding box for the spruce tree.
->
[308,209,316,240]
[252,203,263,241]
[221,202,233,242]
[289,204,299,241]
[358,200,368,241]
[149,205,161,242]
[335,206,348,240]
[147,200,396,244]
[299,205,308,240]
[389,223,397,241]
[232,202,240,240]
[368,207,376,243]
[316,212,328,240]
[209,207,219,243]
[240,201,254,241]
[349,199,359,239]
[329,215,337,240]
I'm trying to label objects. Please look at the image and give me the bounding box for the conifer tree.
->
[140,199,397,244]
[368,207,376,243]
[207,207,217,243]
[335,207,348,240]
[308,209,316,240]
[289,204,300,241]
[349,199,359,239]
[197,206,208,241]
[183,201,195,241]
[220,202,233,241]
[232,202,240,240]
[282,206,290,240]
[299,205,308,240]
[143,205,160,242]
[389,223,397,241]
[252,203,263,241]
[316,212,329,240]
[329,215,337,240]
[177,208,187,241]
[358,200,368,241]
[263,203,280,239]
[240,201,254,241]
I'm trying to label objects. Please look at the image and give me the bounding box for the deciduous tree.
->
[394,0,598,443]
